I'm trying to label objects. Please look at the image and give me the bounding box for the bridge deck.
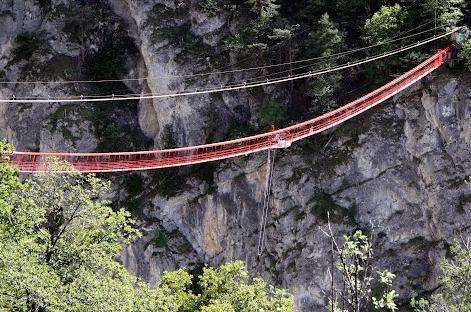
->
[4,45,454,173]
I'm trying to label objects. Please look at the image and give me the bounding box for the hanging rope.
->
[257,149,276,256]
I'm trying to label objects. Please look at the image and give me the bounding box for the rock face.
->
[0,1,470,311]
[122,71,471,311]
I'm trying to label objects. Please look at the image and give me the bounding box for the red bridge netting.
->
[4,44,454,173]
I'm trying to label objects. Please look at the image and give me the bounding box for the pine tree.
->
[363,4,406,45]
[247,0,280,20]
[304,13,343,115]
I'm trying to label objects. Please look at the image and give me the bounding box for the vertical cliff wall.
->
[0,1,469,310]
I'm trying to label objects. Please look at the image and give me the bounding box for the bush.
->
[10,32,46,64]
[153,230,169,248]
[258,99,288,129]
[0,159,294,311]
[459,38,471,71]
[411,242,471,311]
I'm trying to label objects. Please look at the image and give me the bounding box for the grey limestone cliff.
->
[0,1,470,311]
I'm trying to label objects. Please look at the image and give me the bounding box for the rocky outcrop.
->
[1,1,470,311]
[123,71,471,311]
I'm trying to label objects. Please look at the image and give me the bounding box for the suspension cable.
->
[0,27,459,104]
[0,22,445,85]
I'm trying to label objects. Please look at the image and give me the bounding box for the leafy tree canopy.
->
[364,4,406,45]
[423,0,465,28]
[0,149,293,311]
[411,242,471,312]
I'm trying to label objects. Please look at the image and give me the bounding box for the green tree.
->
[304,13,343,115]
[363,4,406,46]
[362,5,408,82]
[411,242,471,312]
[423,0,465,28]
[325,227,398,312]
[0,148,293,311]
[0,156,142,311]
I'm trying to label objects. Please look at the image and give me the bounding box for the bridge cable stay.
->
[0,27,461,104]
[0,23,448,86]
[257,149,276,256]
[2,43,456,173]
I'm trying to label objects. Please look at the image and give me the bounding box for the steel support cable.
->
[6,44,452,173]
[257,149,276,256]
[0,22,445,86]
[1,28,459,103]
[4,27,450,102]
[213,18,434,75]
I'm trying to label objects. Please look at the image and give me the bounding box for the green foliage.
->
[363,5,407,45]
[247,0,280,20]
[227,122,258,140]
[10,32,47,65]
[0,159,141,311]
[328,230,398,311]
[303,13,343,115]
[200,0,220,13]
[459,38,471,71]
[305,13,342,58]
[411,242,471,311]
[153,229,169,248]
[258,99,288,129]
[0,159,293,311]
[362,5,407,81]
[423,0,465,28]
[305,73,341,115]
[196,261,293,311]
[223,35,245,51]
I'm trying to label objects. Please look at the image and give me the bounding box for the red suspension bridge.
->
[1,44,456,173]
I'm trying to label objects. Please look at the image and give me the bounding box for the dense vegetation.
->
[2,141,470,311]
[0,142,293,311]
[211,0,470,127]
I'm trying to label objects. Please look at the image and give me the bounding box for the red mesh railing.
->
[5,44,454,173]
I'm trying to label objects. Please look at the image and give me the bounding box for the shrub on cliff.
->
[411,241,471,312]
